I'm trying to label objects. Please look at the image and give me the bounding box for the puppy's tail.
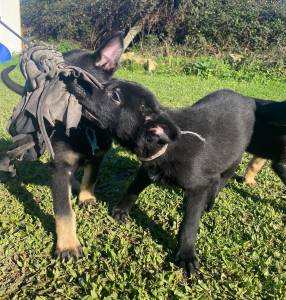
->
[1,65,24,95]
[256,100,286,126]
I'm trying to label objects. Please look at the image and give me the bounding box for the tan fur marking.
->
[79,189,96,203]
[244,156,267,185]
[56,180,81,254]
[64,150,80,165]
[55,212,81,253]
[81,164,93,186]
[79,164,96,203]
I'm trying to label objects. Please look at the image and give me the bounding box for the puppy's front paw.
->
[175,247,199,276]
[56,244,83,260]
[244,177,257,186]
[55,215,82,260]
[79,190,97,206]
[79,197,97,207]
[112,207,129,222]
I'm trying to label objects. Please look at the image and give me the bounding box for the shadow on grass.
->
[95,147,177,260]
[0,140,176,262]
[0,138,54,234]
[232,183,286,212]
[231,181,286,224]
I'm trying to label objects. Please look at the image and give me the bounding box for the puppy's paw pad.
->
[112,207,129,222]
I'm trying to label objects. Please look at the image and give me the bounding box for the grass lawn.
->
[0,59,285,299]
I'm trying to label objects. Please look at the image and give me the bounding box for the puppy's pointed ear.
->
[94,32,124,73]
[146,113,180,144]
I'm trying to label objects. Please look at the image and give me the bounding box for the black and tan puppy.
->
[73,79,286,275]
[1,33,124,258]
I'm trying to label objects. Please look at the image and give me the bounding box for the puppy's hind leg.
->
[244,156,267,185]
[51,147,82,259]
[78,151,106,206]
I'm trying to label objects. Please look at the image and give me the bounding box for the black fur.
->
[75,79,286,275]
[1,33,124,258]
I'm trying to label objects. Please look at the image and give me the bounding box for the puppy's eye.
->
[109,90,121,104]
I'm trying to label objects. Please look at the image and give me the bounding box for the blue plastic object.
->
[0,43,11,63]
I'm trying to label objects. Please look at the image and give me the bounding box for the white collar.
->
[138,129,206,162]
[139,144,168,162]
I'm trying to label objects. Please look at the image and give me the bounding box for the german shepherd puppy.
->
[71,79,286,275]
[1,33,124,258]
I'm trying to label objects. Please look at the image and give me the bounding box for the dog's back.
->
[167,89,256,174]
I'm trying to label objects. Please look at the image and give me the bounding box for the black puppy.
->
[1,34,124,258]
[72,79,286,275]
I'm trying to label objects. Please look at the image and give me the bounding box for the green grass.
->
[0,60,285,299]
